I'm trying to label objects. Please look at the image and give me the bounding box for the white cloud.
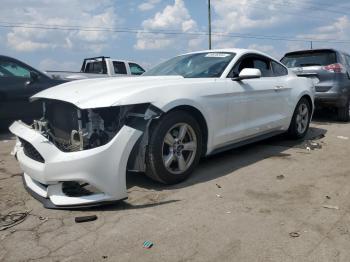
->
[212,0,278,32]
[135,0,203,51]
[138,0,161,12]
[297,16,350,41]
[247,43,281,58]
[2,0,120,53]
[210,0,307,48]
[38,58,80,71]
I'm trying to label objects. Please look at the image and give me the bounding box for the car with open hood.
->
[10,48,315,208]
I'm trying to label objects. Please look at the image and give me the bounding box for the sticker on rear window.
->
[205,53,231,58]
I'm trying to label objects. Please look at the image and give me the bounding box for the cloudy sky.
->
[1,0,350,71]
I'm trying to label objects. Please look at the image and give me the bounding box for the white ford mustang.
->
[10,49,314,208]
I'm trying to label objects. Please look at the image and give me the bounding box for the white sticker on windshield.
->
[205,53,231,58]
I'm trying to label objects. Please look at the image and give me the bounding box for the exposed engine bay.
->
[32,99,162,154]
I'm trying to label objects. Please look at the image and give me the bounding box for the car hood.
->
[32,76,209,109]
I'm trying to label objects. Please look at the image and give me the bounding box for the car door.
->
[229,54,290,139]
[0,58,49,124]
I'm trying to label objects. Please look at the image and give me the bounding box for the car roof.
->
[0,55,19,60]
[182,48,279,61]
[87,58,144,67]
[283,48,341,56]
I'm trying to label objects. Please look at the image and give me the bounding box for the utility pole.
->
[208,0,212,49]
[310,41,313,49]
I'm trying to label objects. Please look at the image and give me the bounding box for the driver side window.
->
[230,56,273,78]
[0,60,31,78]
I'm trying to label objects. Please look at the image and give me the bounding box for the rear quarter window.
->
[272,61,288,76]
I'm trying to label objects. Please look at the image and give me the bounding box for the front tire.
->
[288,97,311,139]
[145,110,203,184]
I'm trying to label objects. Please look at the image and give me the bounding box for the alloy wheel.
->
[296,103,309,134]
[162,123,197,175]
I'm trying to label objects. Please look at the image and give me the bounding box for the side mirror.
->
[30,71,39,81]
[232,68,261,81]
[25,71,39,86]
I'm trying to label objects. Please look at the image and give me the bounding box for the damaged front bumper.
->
[10,121,142,209]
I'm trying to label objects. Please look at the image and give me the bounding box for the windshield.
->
[281,51,337,68]
[144,52,235,78]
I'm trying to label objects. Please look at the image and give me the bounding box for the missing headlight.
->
[33,100,162,152]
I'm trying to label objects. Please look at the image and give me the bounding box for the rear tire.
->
[145,110,203,185]
[337,98,350,122]
[287,97,311,139]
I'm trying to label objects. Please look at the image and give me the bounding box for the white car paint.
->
[10,121,142,207]
[10,48,315,208]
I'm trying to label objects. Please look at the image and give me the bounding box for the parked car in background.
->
[46,56,145,80]
[281,49,350,121]
[10,48,314,208]
[0,55,66,129]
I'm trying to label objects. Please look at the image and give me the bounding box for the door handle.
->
[274,85,284,91]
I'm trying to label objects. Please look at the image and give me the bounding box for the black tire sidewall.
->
[338,98,350,122]
[146,110,203,184]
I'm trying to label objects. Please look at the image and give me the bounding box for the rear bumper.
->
[315,92,348,107]
[10,121,142,209]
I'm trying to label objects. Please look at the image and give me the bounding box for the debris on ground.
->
[308,142,322,150]
[310,142,321,148]
[143,241,154,249]
[323,205,339,210]
[102,256,108,259]
[75,215,98,223]
[337,136,349,140]
[0,211,29,231]
[301,140,323,152]
[325,195,331,200]
[226,211,231,214]
[38,216,49,222]
[289,232,300,238]
[216,183,222,189]
[216,194,223,198]
[276,175,285,180]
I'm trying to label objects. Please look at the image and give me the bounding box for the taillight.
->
[322,63,346,73]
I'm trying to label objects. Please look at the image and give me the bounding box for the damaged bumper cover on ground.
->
[9,102,162,209]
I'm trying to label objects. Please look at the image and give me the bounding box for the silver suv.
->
[281,49,350,121]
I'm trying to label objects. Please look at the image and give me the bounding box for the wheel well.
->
[301,95,313,112]
[166,105,208,156]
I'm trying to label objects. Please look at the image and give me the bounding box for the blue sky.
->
[1,0,350,71]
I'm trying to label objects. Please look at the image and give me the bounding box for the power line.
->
[1,22,350,45]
